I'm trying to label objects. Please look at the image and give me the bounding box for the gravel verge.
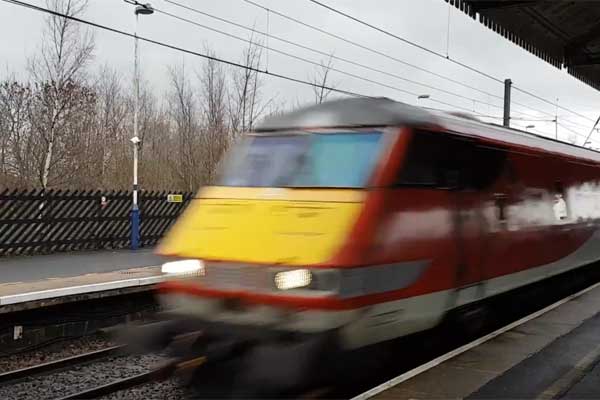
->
[101,378,185,400]
[0,335,113,373]
[0,353,166,400]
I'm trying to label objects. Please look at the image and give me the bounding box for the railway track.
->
[60,261,600,400]
[0,345,126,385]
[4,261,600,400]
[54,369,162,400]
[0,345,180,400]
[53,356,204,400]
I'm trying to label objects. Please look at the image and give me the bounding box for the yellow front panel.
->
[157,187,365,265]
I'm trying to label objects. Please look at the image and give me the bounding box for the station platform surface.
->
[0,249,168,311]
[0,248,164,284]
[356,281,600,400]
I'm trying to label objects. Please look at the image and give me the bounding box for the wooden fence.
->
[0,188,193,256]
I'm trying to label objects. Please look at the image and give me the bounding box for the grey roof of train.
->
[254,97,436,131]
[253,97,600,163]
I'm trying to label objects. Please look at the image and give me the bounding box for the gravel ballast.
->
[0,354,170,400]
[0,335,113,373]
[101,378,185,400]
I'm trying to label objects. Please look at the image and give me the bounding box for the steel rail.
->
[54,370,161,400]
[54,356,206,400]
[0,345,126,385]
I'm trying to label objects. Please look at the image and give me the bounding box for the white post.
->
[133,138,138,205]
[133,12,139,210]
[128,2,153,250]
[131,12,141,250]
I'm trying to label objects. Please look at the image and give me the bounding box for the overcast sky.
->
[2,0,600,146]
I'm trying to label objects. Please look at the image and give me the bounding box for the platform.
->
[0,249,168,312]
[354,281,600,400]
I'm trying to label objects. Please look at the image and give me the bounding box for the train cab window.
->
[218,131,384,188]
[396,130,507,190]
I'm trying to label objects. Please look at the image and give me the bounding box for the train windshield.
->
[218,131,383,188]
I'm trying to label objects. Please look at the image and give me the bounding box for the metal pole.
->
[503,78,512,127]
[134,12,139,206]
[131,13,140,250]
[583,115,600,146]
[133,140,138,204]
[555,98,559,140]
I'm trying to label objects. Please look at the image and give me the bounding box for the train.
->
[133,97,600,395]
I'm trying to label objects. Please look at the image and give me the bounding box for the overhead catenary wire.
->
[0,0,500,120]
[583,115,600,145]
[0,0,366,99]
[306,0,599,125]
[511,121,600,145]
[557,122,600,143]
[526,114,599,134]
[556,118,594,131]
[240,1,502,100]
[4,0,594,147]
[511,117,556,122]
[3,0,495,120]
[241,0,566,121]
[165,0,508,113]
[513,84,597,124]
[465,115,598,144]
[307,0,504,85]
[510,117,600,144]
[141,2,496,115]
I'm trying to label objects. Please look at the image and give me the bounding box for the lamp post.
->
[130,2,153,250]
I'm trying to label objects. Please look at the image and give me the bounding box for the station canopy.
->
[446,0,600,91]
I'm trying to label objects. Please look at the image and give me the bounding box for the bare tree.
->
[198,48,229,183]
[228,33,272,135]
[200,49,227,133]
[0,13,320,193]
[92,66,128,187]
[167,63,202,192]
[310,54,337,104]
[27,0,95,189]
[133,79,181,191]
[0,80,33,187]
[139,107,175,190]
[28,78,96,188]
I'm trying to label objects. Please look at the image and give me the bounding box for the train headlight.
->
[274,269,313,290]
[161,259,205,276]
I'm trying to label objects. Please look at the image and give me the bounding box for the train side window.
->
[396,130,507,190]
[495,194,508,223]
[395,131,441,186]
[553,181,569,220]
[467,145,507,190]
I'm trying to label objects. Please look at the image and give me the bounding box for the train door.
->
[392,130,507,314]
[439,138,508,308]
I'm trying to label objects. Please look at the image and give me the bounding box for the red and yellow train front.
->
[155,128,445,350]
